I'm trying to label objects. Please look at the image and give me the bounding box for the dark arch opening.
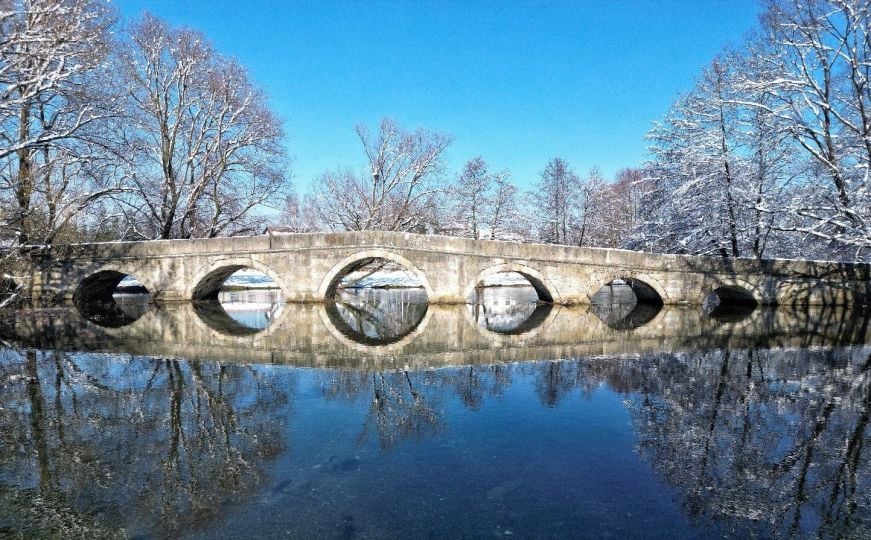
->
[74,271,150,327]
[704,286,758,321]
[590,278,663,330]
[468,271,554,334]
[325,257,427,301]
[192,266,284,334]
[326,288,429,346]
[471,270,553,303]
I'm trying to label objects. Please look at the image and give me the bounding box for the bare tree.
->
[115,14,288,240]
[532,157,579,244]
[448,157,489,239]
[313,118,451,233]
[276,191,321,232]
[0,0,119,245]
[574,167,607,247]
[488,172,520,240]
[444,156,517,240]
[595,168,648,248]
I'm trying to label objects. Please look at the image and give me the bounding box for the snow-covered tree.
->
[633,0,871,261]
[638,57,749,257]
[749,0,871,257]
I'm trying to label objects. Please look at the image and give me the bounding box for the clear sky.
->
[114,0,763,192]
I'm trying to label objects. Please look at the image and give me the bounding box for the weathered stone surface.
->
[9,231,871,305]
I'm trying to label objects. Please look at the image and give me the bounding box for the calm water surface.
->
[0,286,869,538]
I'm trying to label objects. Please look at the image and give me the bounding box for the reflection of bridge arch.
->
[187,257,290,300]
[465,263,559,303]
[184,299,291,342]
[464,301,559,345]
[317,302,433,354]
[318,250,434,300]
[589,300,672,337]
[589,302,663,331]
[192,299,289,337]
[73,265,155,328]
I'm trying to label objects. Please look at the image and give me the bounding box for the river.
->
[0,285,868,538]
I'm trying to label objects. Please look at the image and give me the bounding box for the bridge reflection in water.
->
[3,287,870,368]
[0,287,870,538]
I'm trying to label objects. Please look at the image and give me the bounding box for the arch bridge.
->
[12,231,871,306]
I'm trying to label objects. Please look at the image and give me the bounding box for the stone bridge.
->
[11,231,871,306]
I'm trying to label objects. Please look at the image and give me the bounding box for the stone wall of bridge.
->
[10,231,871,306]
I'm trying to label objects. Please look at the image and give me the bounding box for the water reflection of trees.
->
[316,347,871,535]
[326,289,428,346]
[0,349,289,537]
[317,365,516,447]
[1,338,869,536]
[621,348,871,538]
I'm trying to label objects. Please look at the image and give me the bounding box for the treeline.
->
[280,119,643,250]
[2,0,868,263]
[282,0,871,262]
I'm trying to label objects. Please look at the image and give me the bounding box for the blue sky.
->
[115,0,763,192]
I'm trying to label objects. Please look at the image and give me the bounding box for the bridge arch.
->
[700,279,762,307]
[464,263,559,303]
[318,250,434,300]
[188,257,289,300]
[73,265,154,327]
[591,273,667,305]
[73,264,156,302]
